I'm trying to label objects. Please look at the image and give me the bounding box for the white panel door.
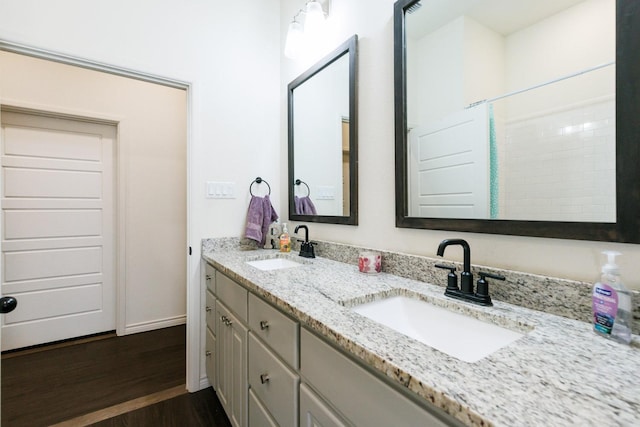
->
[1,109,115,351]
[408,104,489,218]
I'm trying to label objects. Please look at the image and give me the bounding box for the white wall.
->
[0,51,188,332]
[280,0,640,289]
[0,0,281,390]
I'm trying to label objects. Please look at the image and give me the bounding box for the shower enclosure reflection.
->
[405,0,615,222]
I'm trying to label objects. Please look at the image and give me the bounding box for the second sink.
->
[351,295,526,363]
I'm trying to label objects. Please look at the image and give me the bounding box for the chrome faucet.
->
[436,238,504,306]
[294,225,315,258]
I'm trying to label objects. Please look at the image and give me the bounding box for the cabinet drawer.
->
[301,329,456,427]
[249,388,278,427]
[205,290,216,332]
[205,262,215,293]
[216,271,247,322]
[248,332,299,427]
[300,383,349,427]
[205,326,216,389]
[248,293,299,369]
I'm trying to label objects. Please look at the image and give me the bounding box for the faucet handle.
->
[476,271,505,300]
[435,264,459,291]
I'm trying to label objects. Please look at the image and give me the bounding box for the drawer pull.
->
[259,320,269,330]
[206,306,212,312]
[260,373,270,384]
[205,275,211,281]
[205,351,211,357]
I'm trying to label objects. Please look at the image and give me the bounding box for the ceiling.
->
[406,0,587,39]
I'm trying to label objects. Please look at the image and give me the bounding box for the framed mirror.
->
[394,0,640,242]
[288,35,358,225]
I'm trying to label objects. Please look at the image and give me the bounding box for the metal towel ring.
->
[295,179,310,197]
[249,177,271,196]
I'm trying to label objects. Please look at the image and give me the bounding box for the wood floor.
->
[1,325,230,427]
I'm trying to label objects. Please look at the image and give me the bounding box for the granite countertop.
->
[203,245,640,427]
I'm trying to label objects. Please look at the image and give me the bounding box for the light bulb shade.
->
[284,20,304,59]
[304,1,326,40]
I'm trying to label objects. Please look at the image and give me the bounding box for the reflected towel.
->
[294,196,317,215]
[245,195,279,246]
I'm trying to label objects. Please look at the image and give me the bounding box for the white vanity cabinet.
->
[247,294,300,426]
[204,262,461,427]
[300,328,461,427]
[215,270,249,427]
[204,263,216,389]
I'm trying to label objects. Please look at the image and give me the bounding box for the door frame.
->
[0,40,198,391]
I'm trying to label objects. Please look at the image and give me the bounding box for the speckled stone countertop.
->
[203,240,640,427]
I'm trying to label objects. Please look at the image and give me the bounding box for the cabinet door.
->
[216,301,248,427]
[300,383,349,427]
[248,332,299,426]
[205,326,216,389]
[249,389,278,427]
[205,262,215,293]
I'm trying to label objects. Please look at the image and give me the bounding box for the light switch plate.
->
[206,181,236,199]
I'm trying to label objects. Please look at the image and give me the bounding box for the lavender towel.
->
[294,195,317,215]
[245,195,279,246]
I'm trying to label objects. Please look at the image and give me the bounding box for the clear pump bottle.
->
[279,223,291,253]
[592,251,632,344]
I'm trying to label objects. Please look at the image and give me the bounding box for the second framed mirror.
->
[288,35,358,225]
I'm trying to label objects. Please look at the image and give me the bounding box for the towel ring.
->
[295,179,310,197]
[250,177,271,196]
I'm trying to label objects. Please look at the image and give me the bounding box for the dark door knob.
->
[0,296,17,313]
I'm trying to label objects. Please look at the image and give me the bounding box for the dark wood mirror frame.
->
[394,0,640,243]
[288,35,358,225]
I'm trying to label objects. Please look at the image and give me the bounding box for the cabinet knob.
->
[259,320,269,330]
[205,351,211,357]
[260,373,270,384]
[205,275,211,281]
[206,306,212,312]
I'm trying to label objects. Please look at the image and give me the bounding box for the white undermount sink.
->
[351,295,526,363]
[246,256,304,271]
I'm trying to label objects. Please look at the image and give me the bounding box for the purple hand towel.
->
[294,195,317,215]
[245,195,279,246]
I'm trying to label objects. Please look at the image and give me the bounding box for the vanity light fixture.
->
[284,0,331,59]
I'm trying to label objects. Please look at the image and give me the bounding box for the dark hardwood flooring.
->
[89,387,231,427]
[1,325,229,427]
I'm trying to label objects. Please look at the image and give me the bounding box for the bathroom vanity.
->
[202,239,640,426]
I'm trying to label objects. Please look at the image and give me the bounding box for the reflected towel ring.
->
[250,177,271,196]
[295,179,310,197]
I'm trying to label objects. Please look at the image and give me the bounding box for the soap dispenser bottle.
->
[592,251,632,344]
[279,223,291,253]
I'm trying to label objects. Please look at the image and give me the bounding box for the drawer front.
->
[205,290,216,332]
[205,326,216,389]
[216,271,248,322]
[248,293,299,369]
[204,262,216,293]
[248,332,299,427]
[300,383,349,427]
[301,329,455,427]
[249,389,278,427]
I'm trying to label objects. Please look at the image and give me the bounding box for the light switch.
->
[206,181,236,199]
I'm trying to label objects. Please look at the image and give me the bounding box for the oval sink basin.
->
[246,257,304,271]
[352,295,525,363]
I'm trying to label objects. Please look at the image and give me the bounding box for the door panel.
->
[1,110,115,351]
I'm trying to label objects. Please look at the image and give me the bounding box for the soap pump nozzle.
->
[601,250,621,275]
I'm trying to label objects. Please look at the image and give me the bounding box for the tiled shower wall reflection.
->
[501,99,615,222]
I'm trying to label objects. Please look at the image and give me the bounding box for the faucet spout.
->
[437,238,471,273]
[294,225,309,243]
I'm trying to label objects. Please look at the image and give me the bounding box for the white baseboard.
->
[123,315,186,335]
[199,376,211,390]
